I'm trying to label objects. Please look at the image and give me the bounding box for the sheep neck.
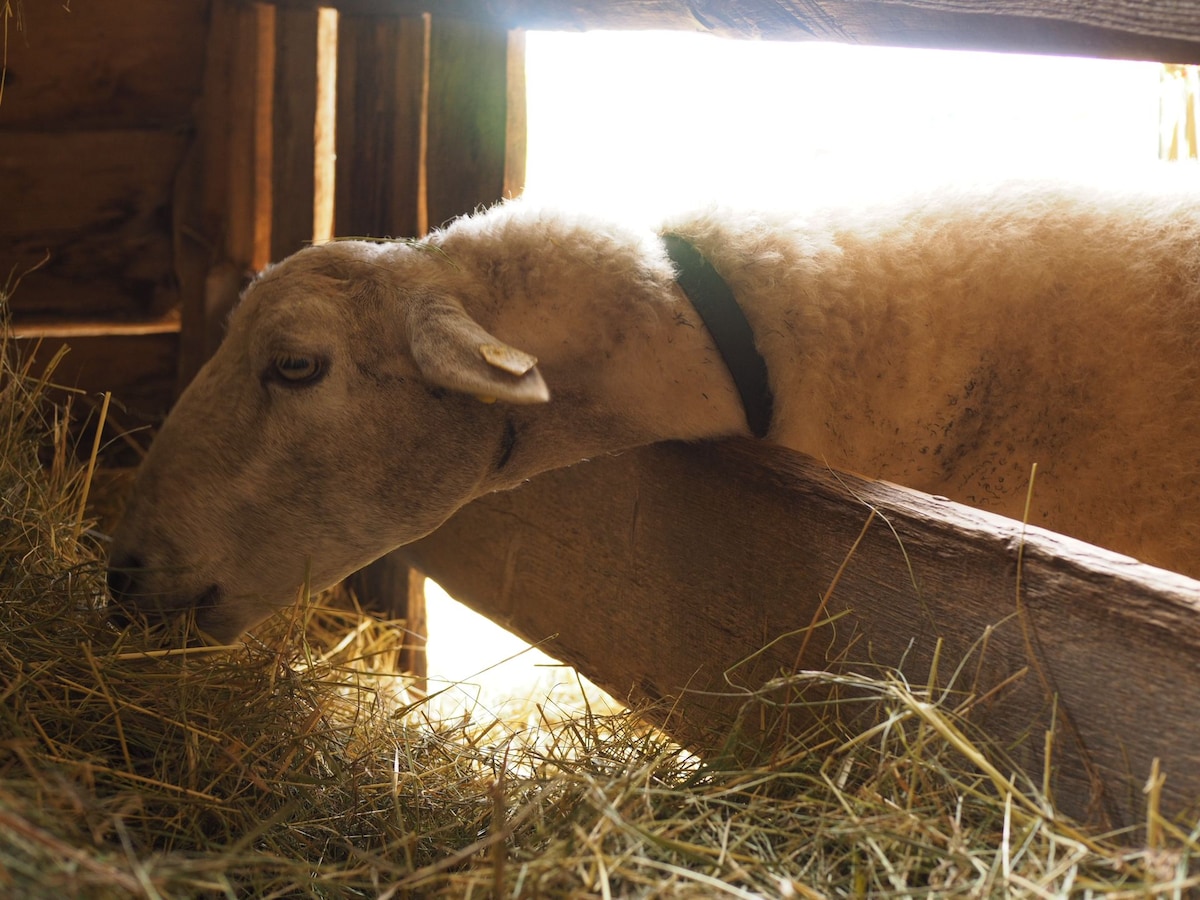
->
[469,268,751,492]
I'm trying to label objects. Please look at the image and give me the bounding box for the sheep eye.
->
[271,353,325,385]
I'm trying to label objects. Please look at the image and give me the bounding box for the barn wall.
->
[2,3,209,323]
[1,2,210,430]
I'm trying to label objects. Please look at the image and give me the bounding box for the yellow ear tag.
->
[474,395,498,404]
[480,343,538,377]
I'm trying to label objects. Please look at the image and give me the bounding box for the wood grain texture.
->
[426,17,519,228]
[0,130,186,324]
[0,0,205,343]
[271,7,321,259]
[333,14,435,664]
[337,15,524,674]
[176,0,271,388]
[330,13,427,666]
[334,14,429,240]
[265,0,1200,62]
[400,439,1200,827]
[894,0,1200,43]
[0,1,209,128]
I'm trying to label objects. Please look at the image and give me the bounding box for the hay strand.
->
[1,295,1198,897]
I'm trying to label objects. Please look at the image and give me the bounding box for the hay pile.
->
[2,311,1198,898]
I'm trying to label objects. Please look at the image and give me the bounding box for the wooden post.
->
[333,14,524,681]
[175,0,273,389]
[262,0,1200,65]
[333,12,434,678]
[270,6,321,259]
[334,13,429,240]
[425,17,524,228]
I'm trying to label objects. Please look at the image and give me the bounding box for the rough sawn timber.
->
[400,439,1200,828]
[265,0,1200,64]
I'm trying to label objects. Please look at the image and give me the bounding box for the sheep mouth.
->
[189,584,224,628]
[192,583,222,612]
[106,583,223,642]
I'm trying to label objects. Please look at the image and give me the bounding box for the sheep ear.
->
[407,294,550,405]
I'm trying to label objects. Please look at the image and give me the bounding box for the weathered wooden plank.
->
[400,439,1200,827]
[313,9,339,244]
[0,1,209,128]
[271,7,322,259]
[426,17,522,227]
[504,30,528,200]
[175,0,272,389]
[1,277,177,331]
[0,130,186,324]
[1,131,185,236]
[265,0,1200,63]
[334,13,429,240]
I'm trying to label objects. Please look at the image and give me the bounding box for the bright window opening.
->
[523,31,1172,222]
[426,32,1193,709]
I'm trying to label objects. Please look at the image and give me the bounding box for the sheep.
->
[107,182,1200,641]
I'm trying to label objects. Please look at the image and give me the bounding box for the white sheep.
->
[108,182,1200,640]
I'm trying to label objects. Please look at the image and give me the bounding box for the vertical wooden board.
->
[400,440,1200,826]
[334,14,428,240]
[399,575,429,687]
[176,0,272,387]
[255,3,278,268]
[271,7,321,260]
[425,18,515,228]
[0,1,209,128]
[313,9,339,243]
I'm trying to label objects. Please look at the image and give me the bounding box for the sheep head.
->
[107,240,548,642]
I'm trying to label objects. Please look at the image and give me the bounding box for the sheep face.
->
[107,241,547,641]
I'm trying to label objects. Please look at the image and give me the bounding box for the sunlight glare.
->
[523,31,1164,222]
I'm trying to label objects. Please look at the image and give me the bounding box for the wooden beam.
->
[175,0,273,389]
[333,12,435,671]
[335,15,522,672]
[399,439,1200,827]
[271,7,322,259]
[426,16,524,227]
[504,29,528,201]
[314,9,339,244]
[264,0,1200,64]
[334,13,429,240]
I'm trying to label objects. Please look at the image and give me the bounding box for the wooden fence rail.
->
[402,439,1200,828]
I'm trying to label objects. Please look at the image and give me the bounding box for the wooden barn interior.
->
[5,0,1200,832]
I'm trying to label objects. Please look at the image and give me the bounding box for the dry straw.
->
[1,296,1198,898]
